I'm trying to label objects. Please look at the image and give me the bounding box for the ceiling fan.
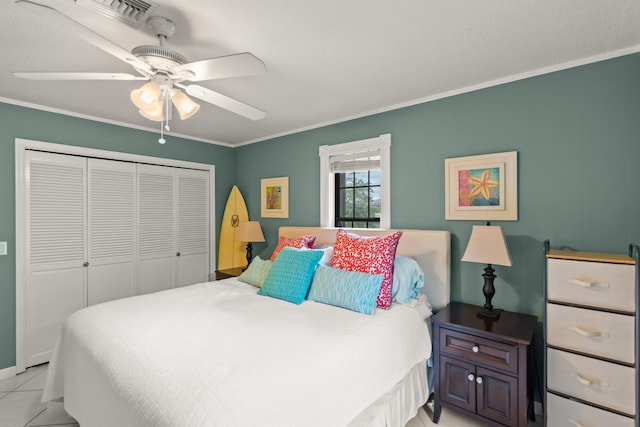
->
[14,0,267,129]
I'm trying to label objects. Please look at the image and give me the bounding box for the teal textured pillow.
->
[307,265,384,315]
[237,256,272,288]
[258,247,324,304]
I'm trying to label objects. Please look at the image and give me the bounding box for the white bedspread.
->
[43,279,432,427]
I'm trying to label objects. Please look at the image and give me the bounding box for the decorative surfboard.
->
[218,185,249,270]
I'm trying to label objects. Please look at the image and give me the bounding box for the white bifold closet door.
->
[177,168,210,287]
[26,151,87,367]
[137,165,210,294]
[88,159,136,305]
[25,152,210,367]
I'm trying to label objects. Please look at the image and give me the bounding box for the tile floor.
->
[1,364,542,427]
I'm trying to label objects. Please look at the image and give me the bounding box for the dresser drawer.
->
[547,348,636,416]
[547,392,635,427]
[439,328,517,374]
[547,258,636,312]
[546,303,635,363]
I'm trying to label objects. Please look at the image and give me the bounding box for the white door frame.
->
[15,138,216,373]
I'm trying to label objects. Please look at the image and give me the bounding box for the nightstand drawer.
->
[548,258,635,312]
[547,348,636,416]
[547,303,635,363]
[547,392,635,427]
[439,328,518,374]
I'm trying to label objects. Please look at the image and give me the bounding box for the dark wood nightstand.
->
[215,267,244,280]
[432,302,537,426]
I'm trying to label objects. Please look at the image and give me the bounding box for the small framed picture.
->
[261,176,289,218]
[445,151,518,221]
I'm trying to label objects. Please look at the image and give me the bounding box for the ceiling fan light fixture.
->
[138,103,164,121]
[130,82,161,110]
[171,91,200,120]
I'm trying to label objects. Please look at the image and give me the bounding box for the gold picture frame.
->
[445,151,518,221]
[261,176,289,218]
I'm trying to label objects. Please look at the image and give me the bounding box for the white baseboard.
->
[0,365,17,381]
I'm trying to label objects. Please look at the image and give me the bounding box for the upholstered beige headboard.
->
[279,227,451,311]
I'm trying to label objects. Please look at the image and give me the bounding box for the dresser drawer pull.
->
[568,420,586,427]
[574,373,610,389]
[569,326,609,339]
[467,373,475,382]
[475,376,483,384]
[471,345,479,353]
[569,278,609,289]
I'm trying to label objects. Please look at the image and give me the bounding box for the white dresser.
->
[545,248,638,426]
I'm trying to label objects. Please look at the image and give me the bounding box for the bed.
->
[42,226,450,426]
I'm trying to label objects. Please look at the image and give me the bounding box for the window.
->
[319,134,390,229]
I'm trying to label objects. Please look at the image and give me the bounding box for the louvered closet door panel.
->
[177,169,210,287]
[138,164,176,294]
[88,159,136,305]
[26,151,87,367]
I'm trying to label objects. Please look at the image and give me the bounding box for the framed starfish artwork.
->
[445,151,518,220]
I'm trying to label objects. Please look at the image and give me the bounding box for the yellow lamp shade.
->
[138,102,164,121]
[130,82,161,111]
[171,91,200,120]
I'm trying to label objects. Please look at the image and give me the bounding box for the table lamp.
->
[461,223,512,318]
[234,221,265,268]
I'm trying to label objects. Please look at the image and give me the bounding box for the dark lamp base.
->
[477,308,503,319]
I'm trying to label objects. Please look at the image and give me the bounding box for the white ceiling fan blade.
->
[182,84,265,121]
[16,0,153,74]
[173,53,266,82]
[14,72,148,81]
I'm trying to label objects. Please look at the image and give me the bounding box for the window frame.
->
[319,133,391,229]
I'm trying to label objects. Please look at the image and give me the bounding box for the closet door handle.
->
[83,262,89,267]
[467,373,475,382]
[569,326,609,338]
[569,278,609,289]
[176,252,181,257]
[475,376,483,384]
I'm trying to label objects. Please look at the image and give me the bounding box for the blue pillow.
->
[258,247,324,304]
[307,265,384,315]
[392,256,425,303]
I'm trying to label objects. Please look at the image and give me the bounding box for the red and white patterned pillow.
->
[330,229,403,309]
[270,235,317,261]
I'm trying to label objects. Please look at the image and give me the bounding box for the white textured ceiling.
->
[1,0,640,147]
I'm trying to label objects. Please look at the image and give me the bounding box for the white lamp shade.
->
[130,82,161,110]
[461,225,512,266]
[234,221,265,242]
[171,91,200,120]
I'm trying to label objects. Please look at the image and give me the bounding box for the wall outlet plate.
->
[0,242,6,256]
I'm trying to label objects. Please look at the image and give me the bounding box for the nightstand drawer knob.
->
[467,373,475,382]
[472,345,479,353]
[475,376,483,384]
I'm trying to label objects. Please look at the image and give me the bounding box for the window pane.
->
[369,169,381,185]
[354,171,368,186]
[354,188,369,218]
[345,172,354,187]
[353,221,367,228]
[370,187,381,217]
[369,222,380,229]
[340,188,354,217]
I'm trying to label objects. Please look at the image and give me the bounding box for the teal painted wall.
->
[0,103,234,369]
